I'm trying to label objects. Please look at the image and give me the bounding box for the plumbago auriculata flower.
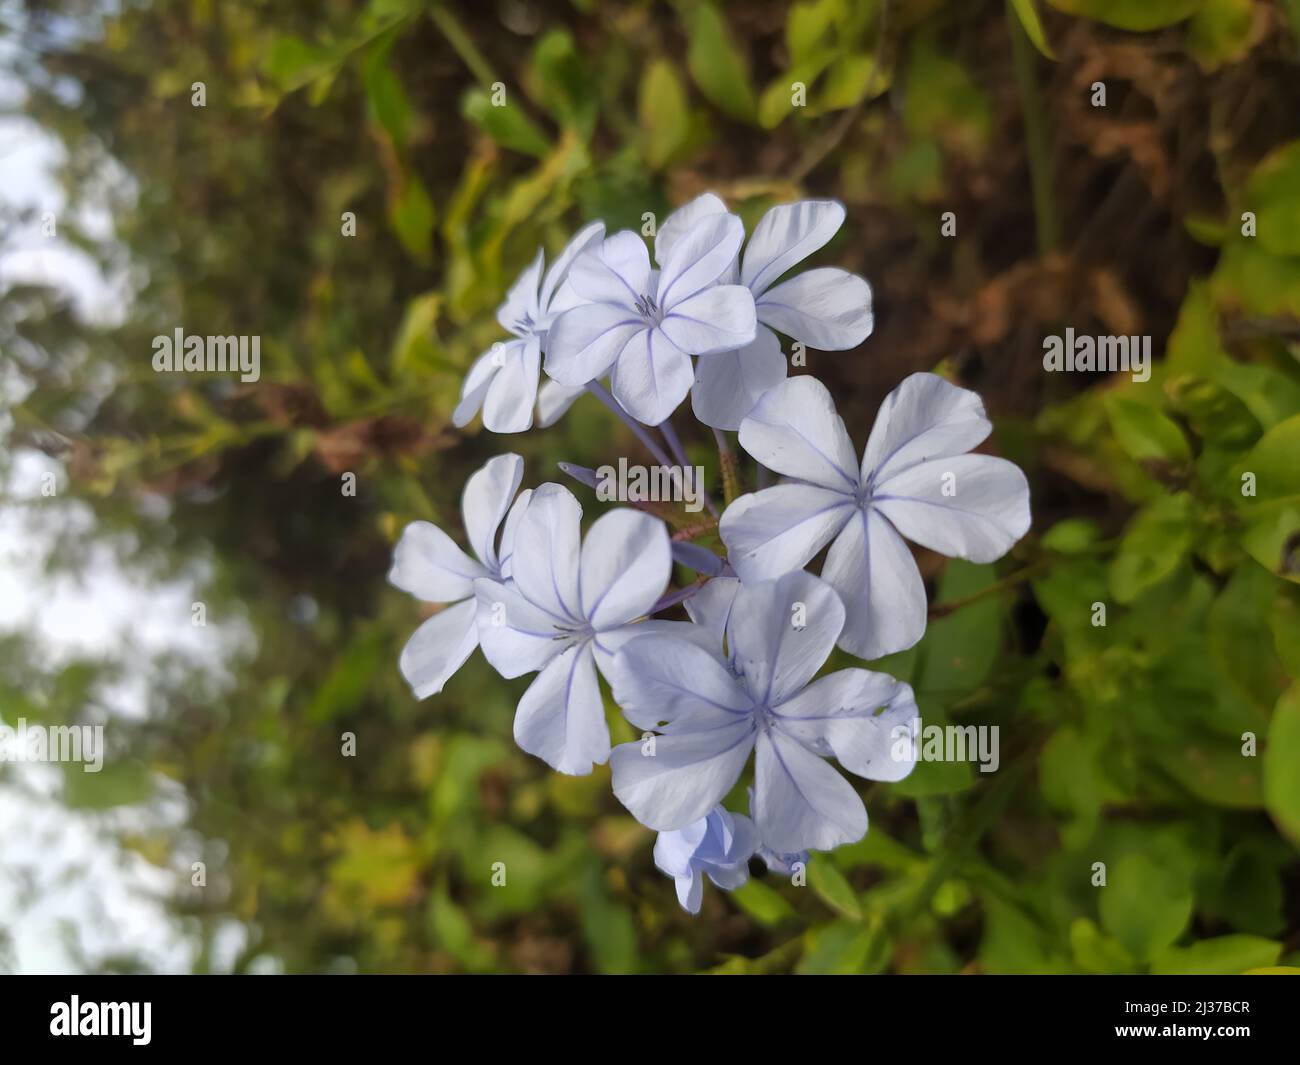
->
[390,193,1032,915]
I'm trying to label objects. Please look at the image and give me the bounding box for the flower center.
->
[634,293,663,326]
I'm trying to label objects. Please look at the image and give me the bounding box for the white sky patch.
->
[0,44,250,972]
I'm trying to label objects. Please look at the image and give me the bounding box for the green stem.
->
[429,5,496,89]
[1006,0,1059,254]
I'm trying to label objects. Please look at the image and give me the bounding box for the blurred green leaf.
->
[462,87,552,158]
[639,59,691,168]
[1009,0,1057,59]
[1264,684,1300,844]
[684,3,758,123]
[1100,852,1194,961]
[809,857,862,920]
[1151,935,1281,974]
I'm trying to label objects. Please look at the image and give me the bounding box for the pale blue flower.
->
[747,786,808,876]
[667,194,873,431]
[655,805,758,914]
[474,482,680,775]
[388,453,531,697]
[720,373,1032,659]
[543,214,757,425]
[607,571,919,854]
[455,222,604,434]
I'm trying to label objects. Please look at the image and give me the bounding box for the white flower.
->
[720,373,1031,659]
[654,805,758,914]
[607,571,919,854]
[543,215,757,425]
[665,194,873,431]
[388,453,531,697]
[454,222,604,434]
[474,483,677,775]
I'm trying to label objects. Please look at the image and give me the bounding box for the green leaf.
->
[1099,852,1194,962]
[363,38,413,149]
[1150,935,1281,975]
[63,760,153,809]
[528,29,597,135]
[1109,493,1194,603]
[809,856,862,920]
[1270,588,1300,679]
[461,88,552,158]
[1209,564,1289,711]
[1187,0,1256,71]
[638,59,691,169]
[1245,140,1300,259]
[1046,0,1205,32]
[1105,394,1191,467]
[1234,414,1300,582]
[786,0,840,64]
[814,52,891,113]
[903,38,991,157]
[1264,684,1300,844]
[730,878,796,926]
[796,920,886,974]
[684,3,757,123]
[1069,917,1136,973]
[388,174,436,264]
[1010,0,1057,59]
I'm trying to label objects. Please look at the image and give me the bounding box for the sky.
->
[0,22,251,973]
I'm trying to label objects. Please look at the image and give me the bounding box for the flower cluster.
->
[391,194,1031,914]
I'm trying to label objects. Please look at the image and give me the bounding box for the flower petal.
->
[860,372,993,484]
[580,508,672,628]
[398,598,480,699]
[543,305,645,386]
[754,729,867,853]
[757,268,872,350]
[513,642,609,774]
[610,326,695,425]
[683,576,741,651]
[737,375,860,491]
[773,668,918,781]
[462,452,524,572]
[656,212,744,308]
[690,326,786,431]
[610,721,755,831]
[741,200,846,296]
[481,335,540,434]
[452,347,501,428]
[874,454,1031,563]
[606,633,750,731]
[658,284,757,357]
[719,483,854,582]
[496,488,532,580]
[568,230,650,305]
[474,579,565,678]
[727,571,845,706]
[388,520,487,603]
[654,192,729,266]
[536,379,585,427]
[510,482,584,622]
[821,507,927,660]
[496,248,544,335]
[539,221,606,313]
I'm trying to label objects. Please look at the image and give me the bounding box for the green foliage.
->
[3,0,1298,976]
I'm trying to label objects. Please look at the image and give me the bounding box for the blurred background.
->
[1,0,1299,974]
